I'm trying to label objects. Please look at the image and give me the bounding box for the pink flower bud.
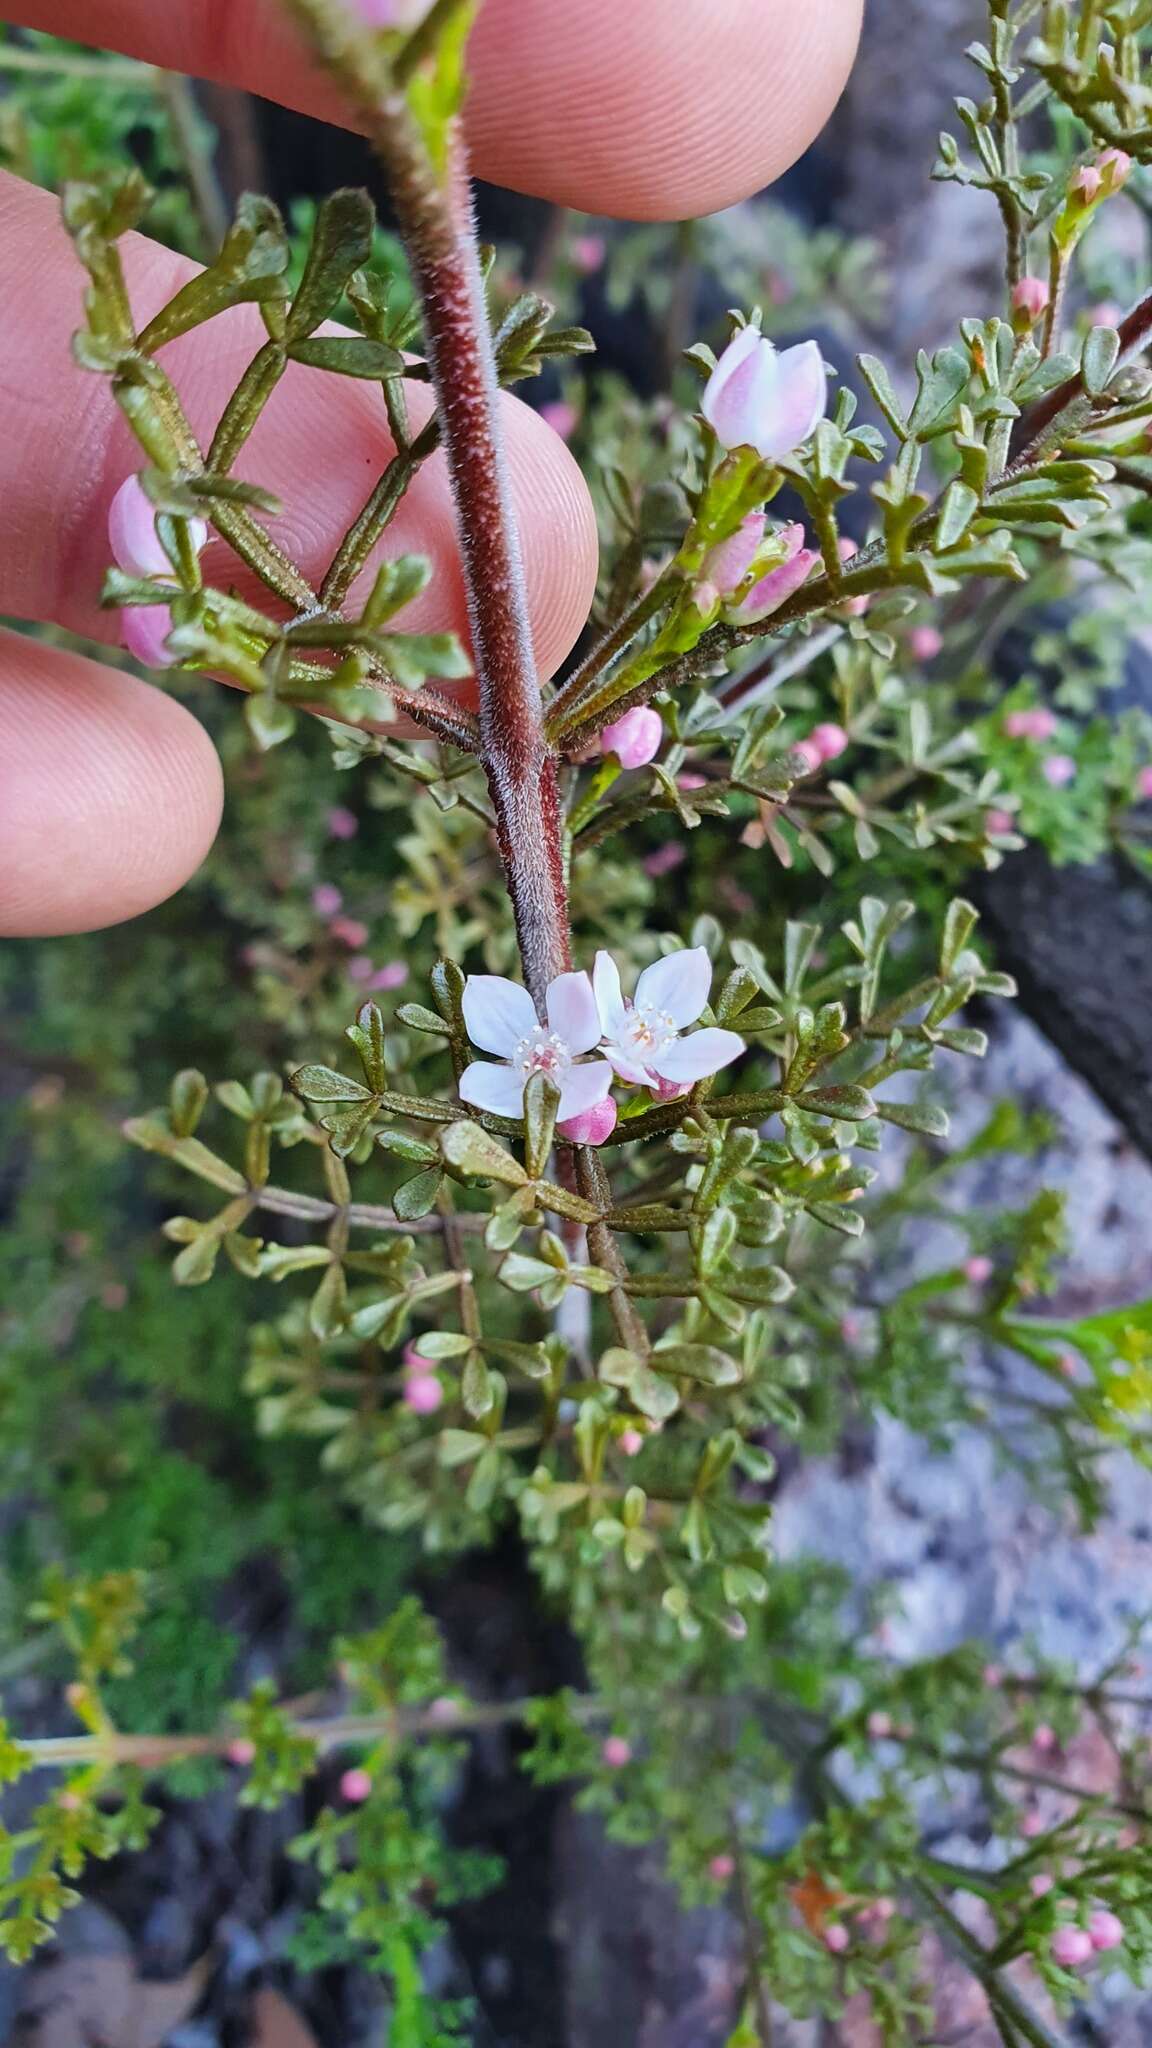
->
[983,1664,1003,1687]
[702,327,827,461]
[731,523,819,623]
[1003,707,1057,741]
[1042,753,1076,787]
[1030,1873,1054,1898]
[600,706,663,770]
[329,916,370,949]
[1011,276,1050,326]
[1089,1909,1125,1952]
[1136,766,1152,799]
[1051,1925,1093,1968]
[910,625,943,661]
[109,475,207,579]
[312,884,344,917]
[558,1095,618,1146]
[540,400,580,442]
[809,722,849,763]
[227,1738,256,1767]
[122,604,177,670]
[824,1924,850,1954]
[327,806,359,840]
[572,234,606,274]
[964,1255,993,1285]
[867,1711,893,1740]
[428,1695,461,1725]
[404,1374,443,1415]
[340,1767,373,1803]
[1021,1811,1044,1839]
[618,1429,645,1457]
[348,956,377,984]
[985,808,1015,836]
[709,1854,736,1882]
[791,740,822,777]
[701,513,767,597]
[404,1343,433,1376]
[601,1736,632,1769]
[1072,165,1104,202]
[1033,1724,1057,1754]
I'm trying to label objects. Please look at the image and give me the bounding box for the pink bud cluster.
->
[1051,1910,1125,1968]
[792,722,850,777]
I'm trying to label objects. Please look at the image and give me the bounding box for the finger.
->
[0,630,223,936]
[0,174,599,687]
[9,0,863,220]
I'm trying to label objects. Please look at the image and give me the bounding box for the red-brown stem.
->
[282,4,571,1007]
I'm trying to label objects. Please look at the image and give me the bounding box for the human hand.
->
[0,0,861,935]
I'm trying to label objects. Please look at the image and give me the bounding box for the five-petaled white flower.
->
[593,949,744,1095]
[460,972,614,1122]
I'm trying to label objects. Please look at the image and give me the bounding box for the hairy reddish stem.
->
[283,5,571,1006]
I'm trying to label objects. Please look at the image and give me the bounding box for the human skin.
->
[0,0,862,935]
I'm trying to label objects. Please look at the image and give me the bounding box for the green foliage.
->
[6,4,1152,2037]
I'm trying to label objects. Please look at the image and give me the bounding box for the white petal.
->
[635,947,712,1028]
[592,951,629,1039]
[545,971,601,1055]
[462,974,538,1056]
[459,1061,526,1117]
[604,1046,657,1088]
[652,1028,744,1085]
[700,324,762,430]
[752,340,827,462]
[557,1060,615,1120]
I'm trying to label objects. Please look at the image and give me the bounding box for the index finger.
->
[7,0,863,221]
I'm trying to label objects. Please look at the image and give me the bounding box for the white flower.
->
[701,327,827,463]
[460,972,614,1122]
[593,949,744,1094]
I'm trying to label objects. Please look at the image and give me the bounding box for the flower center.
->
[515,1028,573,1082]
[623,1002,676,1060]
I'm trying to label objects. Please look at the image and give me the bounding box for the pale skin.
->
[0,0,862,937]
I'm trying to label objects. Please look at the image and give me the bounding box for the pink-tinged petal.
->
[459,1061,526,1118]
[752,340,827,462]
[605,1047,658,1087]
[732,545,819,624]
[462,974,538,1057]
[593,951,629,1039]
[557,1060,615,1121]
[652,1027,744,1085]
[121,604,176,670]
[700,512,766,597]
[109,474,207,577]
[351,0,429,23]
[700,325,764,446]
[635,946,712,1029]
[558,1096,618,1145]
[545,970,601,1055]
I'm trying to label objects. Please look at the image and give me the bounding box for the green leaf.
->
[393,1167,443,1220]
[650,1343,742,1387]
[346,1002,388,1092]
[1083,324,1121,398]
[288,335,405,378]
[440,1121,528,1186]
[396,1002,454,1037]
[137,194,290,353]
[290,1066,373,1104]
[245,694,297,751]
[523,1071,561,1181]
[169,1069,209,1138]
[309,1260,348,1340]
[875,1099,950,1138]
[461,1351,495,1418]
[796,1084,875,1121]
[857,353,905,435]
[288,189,376,339]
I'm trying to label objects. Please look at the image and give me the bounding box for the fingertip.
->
[0,633,223,937]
